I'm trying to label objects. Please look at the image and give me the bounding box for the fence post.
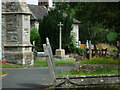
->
[89,41,92,59]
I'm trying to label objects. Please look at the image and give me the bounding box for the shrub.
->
[76,48,85,56]
[30,27,42,51]
[80,56,119,64]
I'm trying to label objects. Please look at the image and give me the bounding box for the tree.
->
[39,9,75,53]
[107,32,120,58]
[55,2,119,46]
[30,27,41,51]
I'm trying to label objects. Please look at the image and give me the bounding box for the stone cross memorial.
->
[2,0,33,65]
[58,22,63,49]
[55,22,66,58]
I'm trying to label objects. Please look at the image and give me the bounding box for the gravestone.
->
[43,37,56,81]
[2,1,34,65]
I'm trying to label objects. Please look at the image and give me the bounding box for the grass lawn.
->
[80,56,119,65]
[1,59,75,68]
[58,68,120,77]
[0,72,7,77]
[34,59,75,67]
[58,56,120,77]
[1,64,25,68]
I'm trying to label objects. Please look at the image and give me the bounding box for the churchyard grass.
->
[80,56,119,65]
[1,64,25,68]
[1,59,75,68]
[55,59,75,66]
[34,59,75,67]
[58,68,120,77]
[34,59,48,67]
[0,72,7,77]
[58,56,119,77]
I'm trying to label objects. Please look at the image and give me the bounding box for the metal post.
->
[0,0,2,60]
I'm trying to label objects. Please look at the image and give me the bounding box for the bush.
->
[30,27,42,51]
[76,48,85,56]
[39,9,73,54]
[80,56,119,64]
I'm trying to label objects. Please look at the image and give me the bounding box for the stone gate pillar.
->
[2,1,34,65]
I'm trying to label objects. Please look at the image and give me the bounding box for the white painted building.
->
[72,19,81,45]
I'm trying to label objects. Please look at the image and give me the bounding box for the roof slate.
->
[28,4,48,20]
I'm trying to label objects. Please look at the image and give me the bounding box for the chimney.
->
[38,0,53,9]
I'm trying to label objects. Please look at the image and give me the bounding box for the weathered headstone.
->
[2,1,34,65]
[43,37,56,81]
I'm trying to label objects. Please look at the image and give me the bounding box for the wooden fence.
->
[86,49,108,59]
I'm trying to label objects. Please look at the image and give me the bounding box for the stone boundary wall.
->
[55,74,120,87]
[75,63,119,70]
[79,64,119,69]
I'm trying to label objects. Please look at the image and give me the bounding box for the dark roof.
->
[73,18,81,24]
[28,4,48,20]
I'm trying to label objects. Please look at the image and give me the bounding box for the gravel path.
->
[2,65,74,89]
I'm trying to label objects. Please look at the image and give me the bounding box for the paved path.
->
[2,65,74,89]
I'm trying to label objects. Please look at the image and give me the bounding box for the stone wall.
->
[55,74,120,88]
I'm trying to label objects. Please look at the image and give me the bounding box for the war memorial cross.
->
[58,22,63,49]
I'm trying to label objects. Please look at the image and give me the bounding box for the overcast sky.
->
[26,0,53,7]
[26,0,119,3]
[26,0,38,5]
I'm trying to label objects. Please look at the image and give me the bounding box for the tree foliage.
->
[30,27,41,51]
[55,2,119,46]
[39,9,75,53]
[107,32,118,42]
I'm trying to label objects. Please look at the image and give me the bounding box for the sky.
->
[26,0,53,7]
[25,0,120,3]
[26,0,38,5]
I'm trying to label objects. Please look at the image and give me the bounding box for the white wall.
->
[72,24,79,44]
[35,21,39,30]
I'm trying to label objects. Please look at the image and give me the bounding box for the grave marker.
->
[58,22,63,50]
[55,22,69,59]
[43,38,56,81]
